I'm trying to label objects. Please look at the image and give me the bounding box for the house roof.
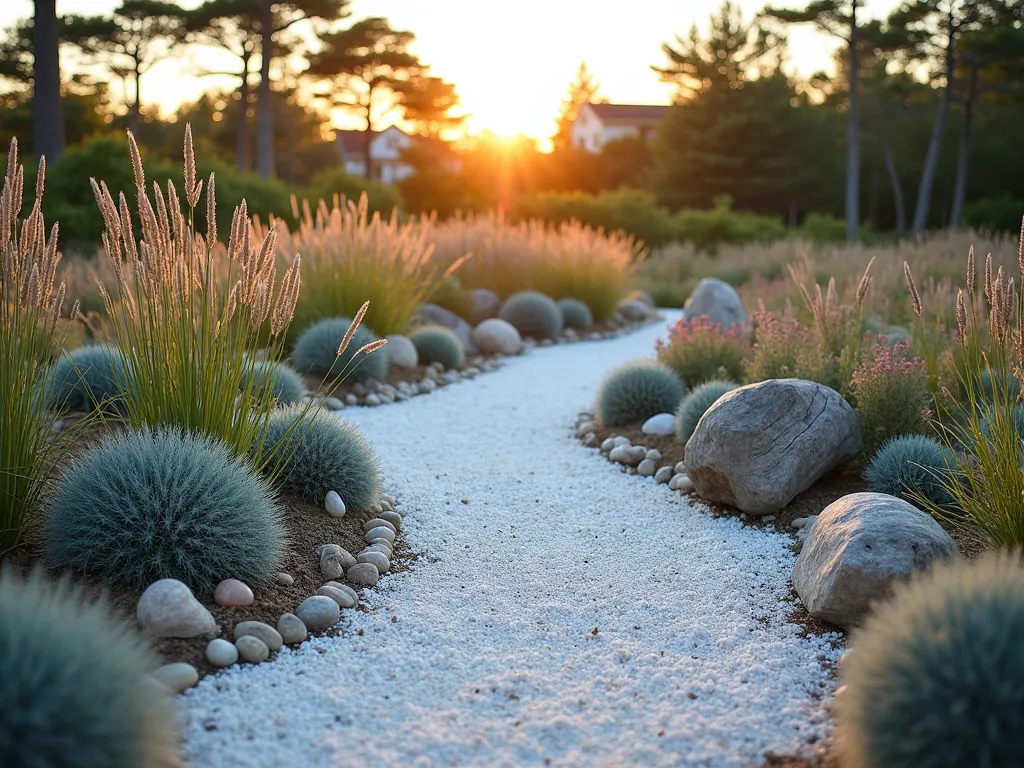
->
[334,127,458,162]
[584,103,670,126]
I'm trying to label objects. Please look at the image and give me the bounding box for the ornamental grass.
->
[0,139,77,554]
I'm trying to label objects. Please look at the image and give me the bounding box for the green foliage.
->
[46,427,285,592]
[798,212,849,243]
[851,341,931,458]
[595,360,686,427]
[499,291,564,340]
[302,170,401,217]
[260,406,381,511]
[45,344,126,413]
[837,553,1024,768]
[745,310,835,386]
[243,359,306,407]
[556,298,593,330]
[292,317,388,384]
[410,325,464,369]
[675,379,738,444]
[863,434,955,507]
[0,567,179,768]
[427,275,475,320]
[963,195,1024,233]
[656,316,749,386]
[673,196,788,252]
[979,370,1022,404]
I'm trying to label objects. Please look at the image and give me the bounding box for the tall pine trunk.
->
[237,49,252,172]
[363,87,374,180]
[255,1,275,179]
[912,17,957,233]
[845,0,860,240]
[949,64,978,228]
[128,65,141,135]
[32,0,64,161]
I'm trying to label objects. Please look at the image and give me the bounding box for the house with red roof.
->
[335,125,460,184]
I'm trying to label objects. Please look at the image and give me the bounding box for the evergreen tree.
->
[553,61,600,150]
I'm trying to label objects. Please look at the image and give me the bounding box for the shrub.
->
[745,309,834,386]
[427,274,475,321]
[556,298,593,330]
[242,359,305,407]
[656,316,748,387]
[963,195,1024,232]
[672,195,788,252]
[863,435,955,507]
[675,379,739,444]
[1,138,76,554]
[281,194,456,339]
[91,127,304,468]
[836,553,1024,768]
[46,427,285,592]
[45,344,126,413]
[595,360,686,427]
[0,567,179,768]
[292,317,389,383]
[851,339,930,458]
[499,291,564,339]
[260,406,381,511]
[410,325,464,369]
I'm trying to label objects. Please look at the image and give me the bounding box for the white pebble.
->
[205,638,239,668]
[324,491,347,518]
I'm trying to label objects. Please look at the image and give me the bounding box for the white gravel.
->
[181,313,841,767]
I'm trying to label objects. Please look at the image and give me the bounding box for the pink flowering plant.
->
[655,315,749,387]
[744,307,834,387]
[851,336,931,458]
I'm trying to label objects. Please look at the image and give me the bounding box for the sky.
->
[1,0,904,141]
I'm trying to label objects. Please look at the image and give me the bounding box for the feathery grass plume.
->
[272,193,458,338]
[0,138,76,554]
[89,125,347,472]
[909,217,1024,547]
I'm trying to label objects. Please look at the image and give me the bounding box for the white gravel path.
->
[181,313,841,768]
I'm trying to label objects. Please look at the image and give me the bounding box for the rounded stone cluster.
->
[575,413,694,493]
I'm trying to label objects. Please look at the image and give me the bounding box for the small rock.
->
[324,491,346,518]
[624,446,646,466]
[362,518,397,535]
[379,498,395,512]
[380,493,397,506]
[674,461,687,474]
[366,542,393,557]
[670,474,694,492]
[347,562,380,587]
[137,579,217,639]
[582,433,599,448]
[655,466,674,485]
[323,397,345,411]
[275,572,294,587]
[364,394,382,406]
[471,318,523,355]
[379,510,402,530]
[344,393,358,406]
[613,436,631,448]
[600,438,615,453]
[213,579,254,608]
[235,635,270,664]
[277,613,308,644]
[384,334,419,368]
[233,621,283,652]
[645,449,662,462]
[576,421,597,438]
[152,662,199,693]
[296,595,341,632]
[418,379,437,395]
[357,550,390,573]
[205,638,239,668]
[317,584,357,609]
[641,413,676,436]
[637,458,658,477]
[365,526,396,544]
[323,581,359,604]
[608,445,628,463]
[318,544,356,580]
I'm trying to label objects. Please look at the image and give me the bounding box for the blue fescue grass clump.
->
[675,379,738,444]
[410,325,464,369]
[260,406,382,511]
[292,317,388,383]
[837,553,1024,768]
[863,434,956,507]
[46,427,285,592]
[45,344,127,413]
[0,567,179,768]
[595,360,686,427]
[499,291,564,339]
[557,298,593,330]
[978,370,1022,403]
[243,359,306,407]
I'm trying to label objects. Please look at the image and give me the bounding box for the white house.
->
[571,103,670,153]
[335,125,460,184]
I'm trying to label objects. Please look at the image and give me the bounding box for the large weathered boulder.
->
[682,277,747,329]
[793,492,958,628]
[470,289,502,324]
[417,303,477,355]
[685,379,861,515]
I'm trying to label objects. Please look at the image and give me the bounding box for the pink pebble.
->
[213,579,254,607]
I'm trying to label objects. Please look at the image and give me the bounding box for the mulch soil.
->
[585,416,989,768]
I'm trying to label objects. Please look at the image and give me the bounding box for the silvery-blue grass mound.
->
[261,406,382,512]
[557,297,593,330]
[293,316,388,383]
[863,434,955,507]
[410,325,464,369]
[837,553,1024,768]
[46,427,285,592]
[595,360,685,427]
[45,344,127,413]
[499,291,564,340]
[675,379,738,444]
[0,567,180,768]
[243,359,305,407]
